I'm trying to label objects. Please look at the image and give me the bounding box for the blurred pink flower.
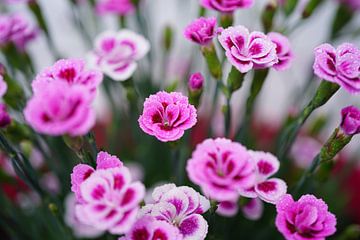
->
[184,17,217,46]
[40,172,60,195]
[71,151,145,235]
[119,215,180,240]
[96,0,135,16]
[0,103,11,128]
[218,25,278,73]
[89,30,149,81]
[339,0,360,10]
[276,194,337,240]
[0,75,8,98]
[64,194,104,238]
[140,184,210,240]
[313,43,360,94]
[24,81,95,136]
[242,198,264,220]
[32,59,103,99]
[138,91,197,142]
[0,14,38,51]
[340,105,360,135]
[200,0,254,12]
[268,32,294,71]
[217,200,239,217]
[187,138,255,202]
[290,136,322,169]
[239,151,287,204]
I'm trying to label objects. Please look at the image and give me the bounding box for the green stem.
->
[236,69,268,142]
[276,81,339,160]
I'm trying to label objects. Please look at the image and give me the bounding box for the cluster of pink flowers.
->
[121,184,210,240]
[276,194,337,240]
[200,0,254,12]
[218,25,293,73]
[313,43,360,94]
[138,91,197,142]
[341,105,360,135]
[184,17,218,46]
[71,151,145,235]
[24,59,103,136]
[96,0,136,16]
[88,30,150,81]
[187,138,287,218]
[0,13,38,51]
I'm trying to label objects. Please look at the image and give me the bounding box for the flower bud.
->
[340,105,360,135]
[188,72,204,91]
[0,104,11,128]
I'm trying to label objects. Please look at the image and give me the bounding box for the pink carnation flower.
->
[119,215,180,240]
[89,30,150,81]
[140,184,210,240]
[275,194,337,240]
[64,194,104,238]
[268,32,294,71]
[71,151,145,234]
[24,81,96,136]
[187,138,255,202]
[239,151,287,204]
[138,91,197,142]
[340,105,360,135]
[200,0,254,13]
[32,59,103,99]
[313,43,360,94]
[96,0,135,16]
[218,25,278,73]
[0,14,38,51]
[184,17,217,46]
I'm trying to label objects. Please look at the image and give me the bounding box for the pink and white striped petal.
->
[255,178,287,204]
[179,214,208,240]
[249,151,280,181]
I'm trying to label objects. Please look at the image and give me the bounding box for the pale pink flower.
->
[64,194,104,238]
[239,151,287,204]
[138,91,197,142]
[24,81,96,136]
[96,0,135,16]
[140,184,210,240]
[276,194,337,240]
[184,17,217,46]
[187,138,256,202]
[40,172,60,195]
[32,59,103,99]
[71,151,145,235]
[268,32,294,71]
[0,75,8,98]
[218,25,278,73]
[119,215,180,240]
[340,105,360,135]
[200,0,254,13]
[313,43,360,94]
[290,136,322,169]
[89,30,150,81]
